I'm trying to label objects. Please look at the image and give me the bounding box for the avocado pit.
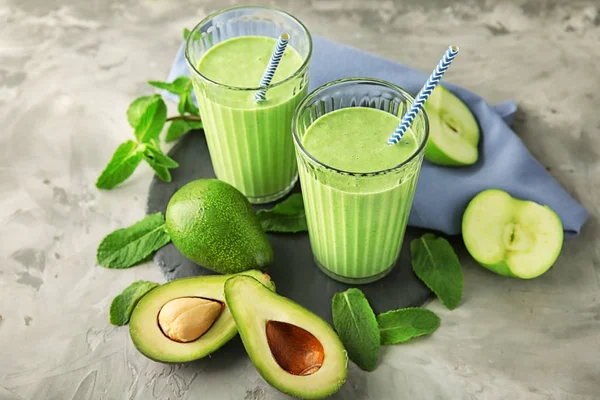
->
[158,297,223,343]
[265,320,325,376]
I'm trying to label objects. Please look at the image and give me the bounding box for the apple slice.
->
[462,189,564,279]
[423,86,480,166]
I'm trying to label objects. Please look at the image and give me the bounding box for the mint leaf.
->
[134,95,167,143]
[377,308,440,345]
[127,96,156,128]
[143,140,177,182]
[149,75,199,117]
[144,140,179,168]
[183,27,191,40]
[97,212,171,268]
[145,157,172,182]
[148,76,190,95]
[332,288,380,371]
[96,140,144,190]
[166,119,203,142]
[110,281,159,326]
[411,233,463,310]
[147,162,171,182]
[257,194,307,233]
[178,91,199,116]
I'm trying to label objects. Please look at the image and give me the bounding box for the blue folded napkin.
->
[165,37,588,238]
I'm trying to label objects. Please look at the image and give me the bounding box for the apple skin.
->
[423,129,478,166]
[462,189,564,280]
[472,259,519,279]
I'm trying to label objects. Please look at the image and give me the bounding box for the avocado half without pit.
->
[128,270,275,363]
[224,275,348,399]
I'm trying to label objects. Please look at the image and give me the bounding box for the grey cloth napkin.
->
[165,37,588,237]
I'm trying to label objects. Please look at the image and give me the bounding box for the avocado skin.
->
[165,179,273,274]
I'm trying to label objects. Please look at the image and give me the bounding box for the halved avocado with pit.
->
[129,270,275,363]
[225,275,348,399]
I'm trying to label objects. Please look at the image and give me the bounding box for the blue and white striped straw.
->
[387,45,459,145]
[255,32,291,102]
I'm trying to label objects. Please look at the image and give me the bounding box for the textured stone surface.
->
[1,0,599,399]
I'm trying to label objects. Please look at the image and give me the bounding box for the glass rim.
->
[292,77,430,176]
[184,5,313,92]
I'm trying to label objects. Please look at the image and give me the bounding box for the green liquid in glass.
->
[300,107,420,281]
[196,36,306,202]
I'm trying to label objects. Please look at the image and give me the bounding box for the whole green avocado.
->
[165,179,273,274]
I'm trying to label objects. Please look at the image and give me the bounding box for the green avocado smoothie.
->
[194,36,308,203]
[298,106,422,282]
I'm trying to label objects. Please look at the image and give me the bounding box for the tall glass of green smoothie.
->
[185,6,312,204]
[293,78,429,284]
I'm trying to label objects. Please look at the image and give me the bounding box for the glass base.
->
[246,174,298,205]
[314,257,396,285]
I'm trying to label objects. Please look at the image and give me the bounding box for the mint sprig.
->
[97,212,171,269]
[96,76,202,190]
[332,288,442,372]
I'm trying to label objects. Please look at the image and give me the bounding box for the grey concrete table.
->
[1,0,599,399]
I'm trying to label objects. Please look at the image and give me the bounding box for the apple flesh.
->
[462,189,564,279]
[423,86,480,166]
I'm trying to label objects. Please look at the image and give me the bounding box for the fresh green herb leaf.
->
[165,119,203,142]
[148,76,190,95]
[150,75,198,116]
[110,281,159,326]
[257,193,308,233]
[134,95,167,143]
[97,212,171,268]
[183,27,191,40]
[178,91,199,116]
[143,140,177,182]
[127,96,157,128]
[411,233,463,310]
[145,159,172,182]
[144,140,179,168]
[96,140,144,190]
[332,288,380,371]
[377,308,440,345]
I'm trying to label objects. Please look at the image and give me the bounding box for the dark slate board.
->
[147,130,432,332]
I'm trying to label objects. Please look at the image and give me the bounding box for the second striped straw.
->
[255,32,291,103]
[388,45,459,145]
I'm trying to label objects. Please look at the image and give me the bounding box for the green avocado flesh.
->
[225,276,348,399]
[165,179,274,274]
[462,189,564,279]
[129,270,275,363]
[423,85,480,166]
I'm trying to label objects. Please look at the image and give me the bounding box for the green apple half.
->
[423,86,480,166]
[462,189,564,279]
